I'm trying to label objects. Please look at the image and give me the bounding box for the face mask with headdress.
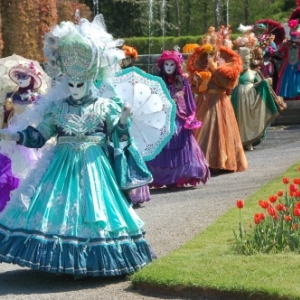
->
[188,44,216,72]
[186,44,216,93]
[43,15,125,90]
[157,50,183,75]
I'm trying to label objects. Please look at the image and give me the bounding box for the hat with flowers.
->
[9,62,43,90]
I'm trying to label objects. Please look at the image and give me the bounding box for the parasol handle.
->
[4,85,19,104]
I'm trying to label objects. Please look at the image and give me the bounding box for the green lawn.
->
[131,161,300,300]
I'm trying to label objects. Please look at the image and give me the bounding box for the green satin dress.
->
[231,69,279,146]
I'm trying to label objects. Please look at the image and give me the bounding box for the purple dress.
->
[0,154,20,212]
[0,90,38,211]
[126,185,151,205]
[146,77,210,188]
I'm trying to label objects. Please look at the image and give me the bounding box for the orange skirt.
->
[194,91,248,172]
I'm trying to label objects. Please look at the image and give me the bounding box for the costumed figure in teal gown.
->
[231,47,279,151]
[0,15,155,277]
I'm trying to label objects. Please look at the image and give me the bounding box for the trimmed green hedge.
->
[123,34,241,54]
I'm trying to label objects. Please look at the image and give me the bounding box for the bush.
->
[124,33,241,54]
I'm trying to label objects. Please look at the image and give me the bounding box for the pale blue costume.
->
[0,16,155,277]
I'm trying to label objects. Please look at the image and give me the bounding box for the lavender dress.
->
[146,77,210,188]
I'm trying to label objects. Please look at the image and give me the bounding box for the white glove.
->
[119,102,133,125]
[0,129,20,142]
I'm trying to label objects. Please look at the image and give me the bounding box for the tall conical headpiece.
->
[43,14,125,81]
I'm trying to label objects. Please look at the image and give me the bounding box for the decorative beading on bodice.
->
[53,99,109,139]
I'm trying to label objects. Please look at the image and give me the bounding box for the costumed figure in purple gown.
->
[146,50,210,189]
[0,63,43,211]
[120,45,151,206]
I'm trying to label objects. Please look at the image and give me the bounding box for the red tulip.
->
[295,190,300,198]
[269,195,278,203]
[273,214,279,220]
[236,199,244,209]
[276,203,285,211]
[277,190,284,197]
[267,206,276,216]
[284,215,292,222]
[283,177,290,184]
[260,213,266,220]
[290,184,298,192]
[254,213,262,224]
[293,178,300,185]
[292,223,298,230]
[295,201,300,209]
[293,207,300,217]
[259,200,269,209]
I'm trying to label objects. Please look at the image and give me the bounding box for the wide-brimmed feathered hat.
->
[9,62,42,90]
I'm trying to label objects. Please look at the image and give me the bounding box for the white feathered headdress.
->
[43,14,125,81]
[237,24,253,33]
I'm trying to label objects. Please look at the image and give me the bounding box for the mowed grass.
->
[130,161,300,300]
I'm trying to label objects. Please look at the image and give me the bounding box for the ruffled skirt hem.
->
[0,226,155,277]
[127,185,151,204]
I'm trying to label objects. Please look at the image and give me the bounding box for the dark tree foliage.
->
[81,0,297,37]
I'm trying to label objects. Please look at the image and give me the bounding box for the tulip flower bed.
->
[234,169,300,255]
[131,163,300,300]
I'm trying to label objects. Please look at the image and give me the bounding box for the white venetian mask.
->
[17,73,31,88]
[164,59,176,75]
[68,81,89,100]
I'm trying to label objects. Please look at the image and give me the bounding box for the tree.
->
[215,0,221,28]
[175,0,180,36]
[245,0,249,25]
[1,0,40,59]
[38,0,58,61]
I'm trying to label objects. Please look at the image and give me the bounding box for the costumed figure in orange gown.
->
[187,44,248,173]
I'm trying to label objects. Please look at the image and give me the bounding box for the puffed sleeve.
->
[105,96,131,138]
[212,69,239,90]
[17,110,57,148]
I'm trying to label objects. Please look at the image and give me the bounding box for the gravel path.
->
[0,125,300,300]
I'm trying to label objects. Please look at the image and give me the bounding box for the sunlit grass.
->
[131,161,300,299]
